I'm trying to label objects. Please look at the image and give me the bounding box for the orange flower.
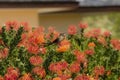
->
[57,40,70,52]
[106,70,111,76]
[18,73,33,80]
[59,40,70,46]
[97,36,106,46]
[46,27,59,42]
[56,70,63,76]
[57,45,70,52]
[36,34,45,44]
[53,77,61,80]
[74,74,90,80]
[88,42,95,48]
[59,73,71,80]
[0,75,4,80]
[118,77,120,80]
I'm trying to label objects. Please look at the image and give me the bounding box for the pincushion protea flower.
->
[85,49,94,55]
[53,77,61,80]
[68,25,77,35]
[32,67,46,78]
[69,62,80,73]
[29,56,43,66]
[0,48,8,59]
[18,73,33,80]
[57,39,70,52]
[0,75,4,80]
[79,22,88,29]
[111,39,120,50]
[88,42,96,48]
[4,67,19,80]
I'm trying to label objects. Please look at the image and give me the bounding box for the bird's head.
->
[59,33,66,41]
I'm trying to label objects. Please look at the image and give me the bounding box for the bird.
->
[43,33,66,46]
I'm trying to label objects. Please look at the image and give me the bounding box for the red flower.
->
[73,50,86,63]
[4,67,19,80]
[0,27,2,34]
[49,63,60,73]
[84,28,101,38]
[58,61,68,70]
[94,66,105,76]
[111,39,120,50]
[0,48,9,59]
[39,47,46,54]
[18,33,28,47]
[69,62,80,73]
[29,56,43,66]
[85,49,94,55]
[103,30,111,37]
[59,74,71,80]
[74,74,90,80]
[27,45,39,54]
[48,26,56,33]
[49,61,68,73]
[5,21,19,31]
[32,67,46,78]
[20,22,31,31]
[79,22,88,29]
[68,25,77,35]
[33,26,45,34]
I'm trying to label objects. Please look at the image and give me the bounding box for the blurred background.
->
[0,0,120,38]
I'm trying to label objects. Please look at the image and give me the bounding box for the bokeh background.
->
[0,0,120,38]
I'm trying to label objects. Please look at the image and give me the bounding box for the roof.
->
[0,0,76,2]
[0,0,120,7]
[0,0,78,8]
[77,0,120,7]
[0,0,120,10]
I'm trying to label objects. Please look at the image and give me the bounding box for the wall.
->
[39,12,110,32]
[0,9,39,27]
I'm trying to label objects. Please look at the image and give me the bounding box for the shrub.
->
[0,21,120,80]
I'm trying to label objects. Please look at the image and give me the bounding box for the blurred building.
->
[0,0,78,28]
[0,0,120,31]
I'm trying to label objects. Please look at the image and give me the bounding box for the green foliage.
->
[0,26,31,76]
